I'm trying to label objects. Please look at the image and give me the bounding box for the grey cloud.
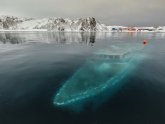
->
[0,0,165,26]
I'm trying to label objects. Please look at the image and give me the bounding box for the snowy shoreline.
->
[0,30,165,33]
[0,29,47,32]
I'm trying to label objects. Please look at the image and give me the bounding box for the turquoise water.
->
[0,32,165,124]
[54,43,146,108]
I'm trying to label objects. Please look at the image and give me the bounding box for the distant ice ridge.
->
[0,15,165,32]
[0,16,109,32]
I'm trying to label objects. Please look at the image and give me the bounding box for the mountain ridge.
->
[0,15,165,32]
[0,16,109,31]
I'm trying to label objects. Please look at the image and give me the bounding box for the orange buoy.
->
[143,40,148,45]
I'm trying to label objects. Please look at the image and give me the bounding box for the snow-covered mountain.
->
[0,15,165,32]
[0,16,109,32]
[0,15,33,30]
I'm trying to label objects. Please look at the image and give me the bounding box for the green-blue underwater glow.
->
[53,44,146,110]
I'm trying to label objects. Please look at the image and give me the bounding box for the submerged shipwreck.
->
[54,43,145,107]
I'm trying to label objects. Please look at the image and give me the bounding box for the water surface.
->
[0,32,165,124]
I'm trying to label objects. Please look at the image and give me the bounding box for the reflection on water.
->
[1,32,165,45]
[0,33,26,44]
[0,32,96,45]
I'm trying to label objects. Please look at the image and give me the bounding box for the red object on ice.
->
[143,40,148,45]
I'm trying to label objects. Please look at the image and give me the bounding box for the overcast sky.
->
[0,0,164,26]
